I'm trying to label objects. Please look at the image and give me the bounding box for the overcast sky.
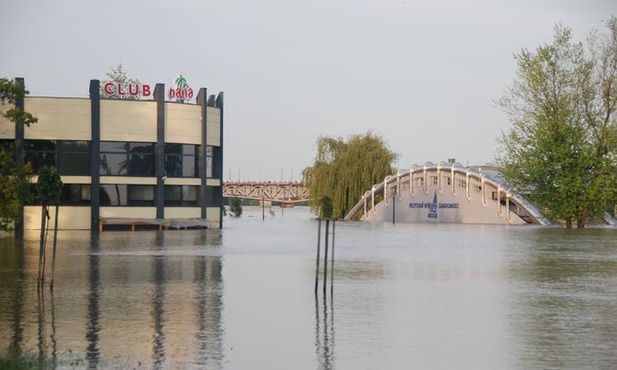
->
[2,0,614,181]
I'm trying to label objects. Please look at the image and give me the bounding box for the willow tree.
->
[304,132,397,219]
[497,18,617,228]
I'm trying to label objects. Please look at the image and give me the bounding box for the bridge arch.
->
[345,162,550,225]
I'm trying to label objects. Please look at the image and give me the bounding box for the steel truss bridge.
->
[223,181,309,204]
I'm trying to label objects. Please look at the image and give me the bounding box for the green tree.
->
[100,63,141,100]
[497,18,617,228]
[229,198,243,217]
[1,78,38,126]
[37,166,63,205]
[304,132,397,219]
[0,78,36,232]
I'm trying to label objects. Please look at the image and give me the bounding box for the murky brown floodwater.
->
[1,207,616,369]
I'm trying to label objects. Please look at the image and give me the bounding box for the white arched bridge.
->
[344,162,551,225]
[223,181,309,204]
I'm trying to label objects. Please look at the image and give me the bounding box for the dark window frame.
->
[164,143,197,178]
[23,139,91,176]
[99,141,155,177]
[100,184,156,206]
[164,185,199,206]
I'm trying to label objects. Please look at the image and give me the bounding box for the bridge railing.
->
[223,181,309,203]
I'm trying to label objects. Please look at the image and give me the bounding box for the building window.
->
[57,141,90,175]
[165,144,197,177]
[100,184,155,206]
[129,185,155,206]
[206,146,213,178]
[0,139,13,150]
[431,176,438,186]
[24,140,55,173]
[24,183,91,205]
[60,184,91,205]
[197,145,214,178]
[24,140,91,176]
[205,186,219,205]
[165,185,198,206]
[100,141,154,176]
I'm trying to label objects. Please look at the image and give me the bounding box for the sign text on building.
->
[169,74,194,102]
[102,82,152,98]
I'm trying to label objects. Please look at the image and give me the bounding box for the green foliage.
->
[318,196,333,219]
[37,166,63,204]
[497,18,617,227]
[0,78,36,231]
[229,198,243,217]
[0,78,38,127]
[304,132,397,219]
[100,63,141,100]
[0,143,33,231]
[0,354,41,369]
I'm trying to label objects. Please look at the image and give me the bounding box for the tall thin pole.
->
[314,219,322,295]
[38,205,46,284]
[392,194,396,224]
[50,204,59,291]
[330,220,335,296]
[323,220,330,295]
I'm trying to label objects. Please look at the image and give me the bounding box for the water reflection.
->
[2,213,617,370]
[86,236,100,369]
[315,293,334,370]
[152,233,166,369]
[314,219,336,370]
[0,230,225,369]
[509,228,617,370]
[0,237,26,358]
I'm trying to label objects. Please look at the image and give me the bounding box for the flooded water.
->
[1,206,617,369]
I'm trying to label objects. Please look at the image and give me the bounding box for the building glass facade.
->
[0,78,224,231]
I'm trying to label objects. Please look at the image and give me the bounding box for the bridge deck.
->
[223,181,309,203]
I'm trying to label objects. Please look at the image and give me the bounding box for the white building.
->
[345,162,549,225]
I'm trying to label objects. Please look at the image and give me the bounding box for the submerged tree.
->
[497,17,617,228]
[229,198,243,217]
[304,132,397,219]
[36,166,63,287]
[0,78,37,231]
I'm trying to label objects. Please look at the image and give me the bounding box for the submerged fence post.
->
[314,219,322,295]
[315,218,335,296]
[323,220,329,295]
[392,194,396,225]
[330,220,335,296]
[50,204,59,291]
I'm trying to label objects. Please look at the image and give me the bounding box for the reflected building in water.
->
[0,231,226,369]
